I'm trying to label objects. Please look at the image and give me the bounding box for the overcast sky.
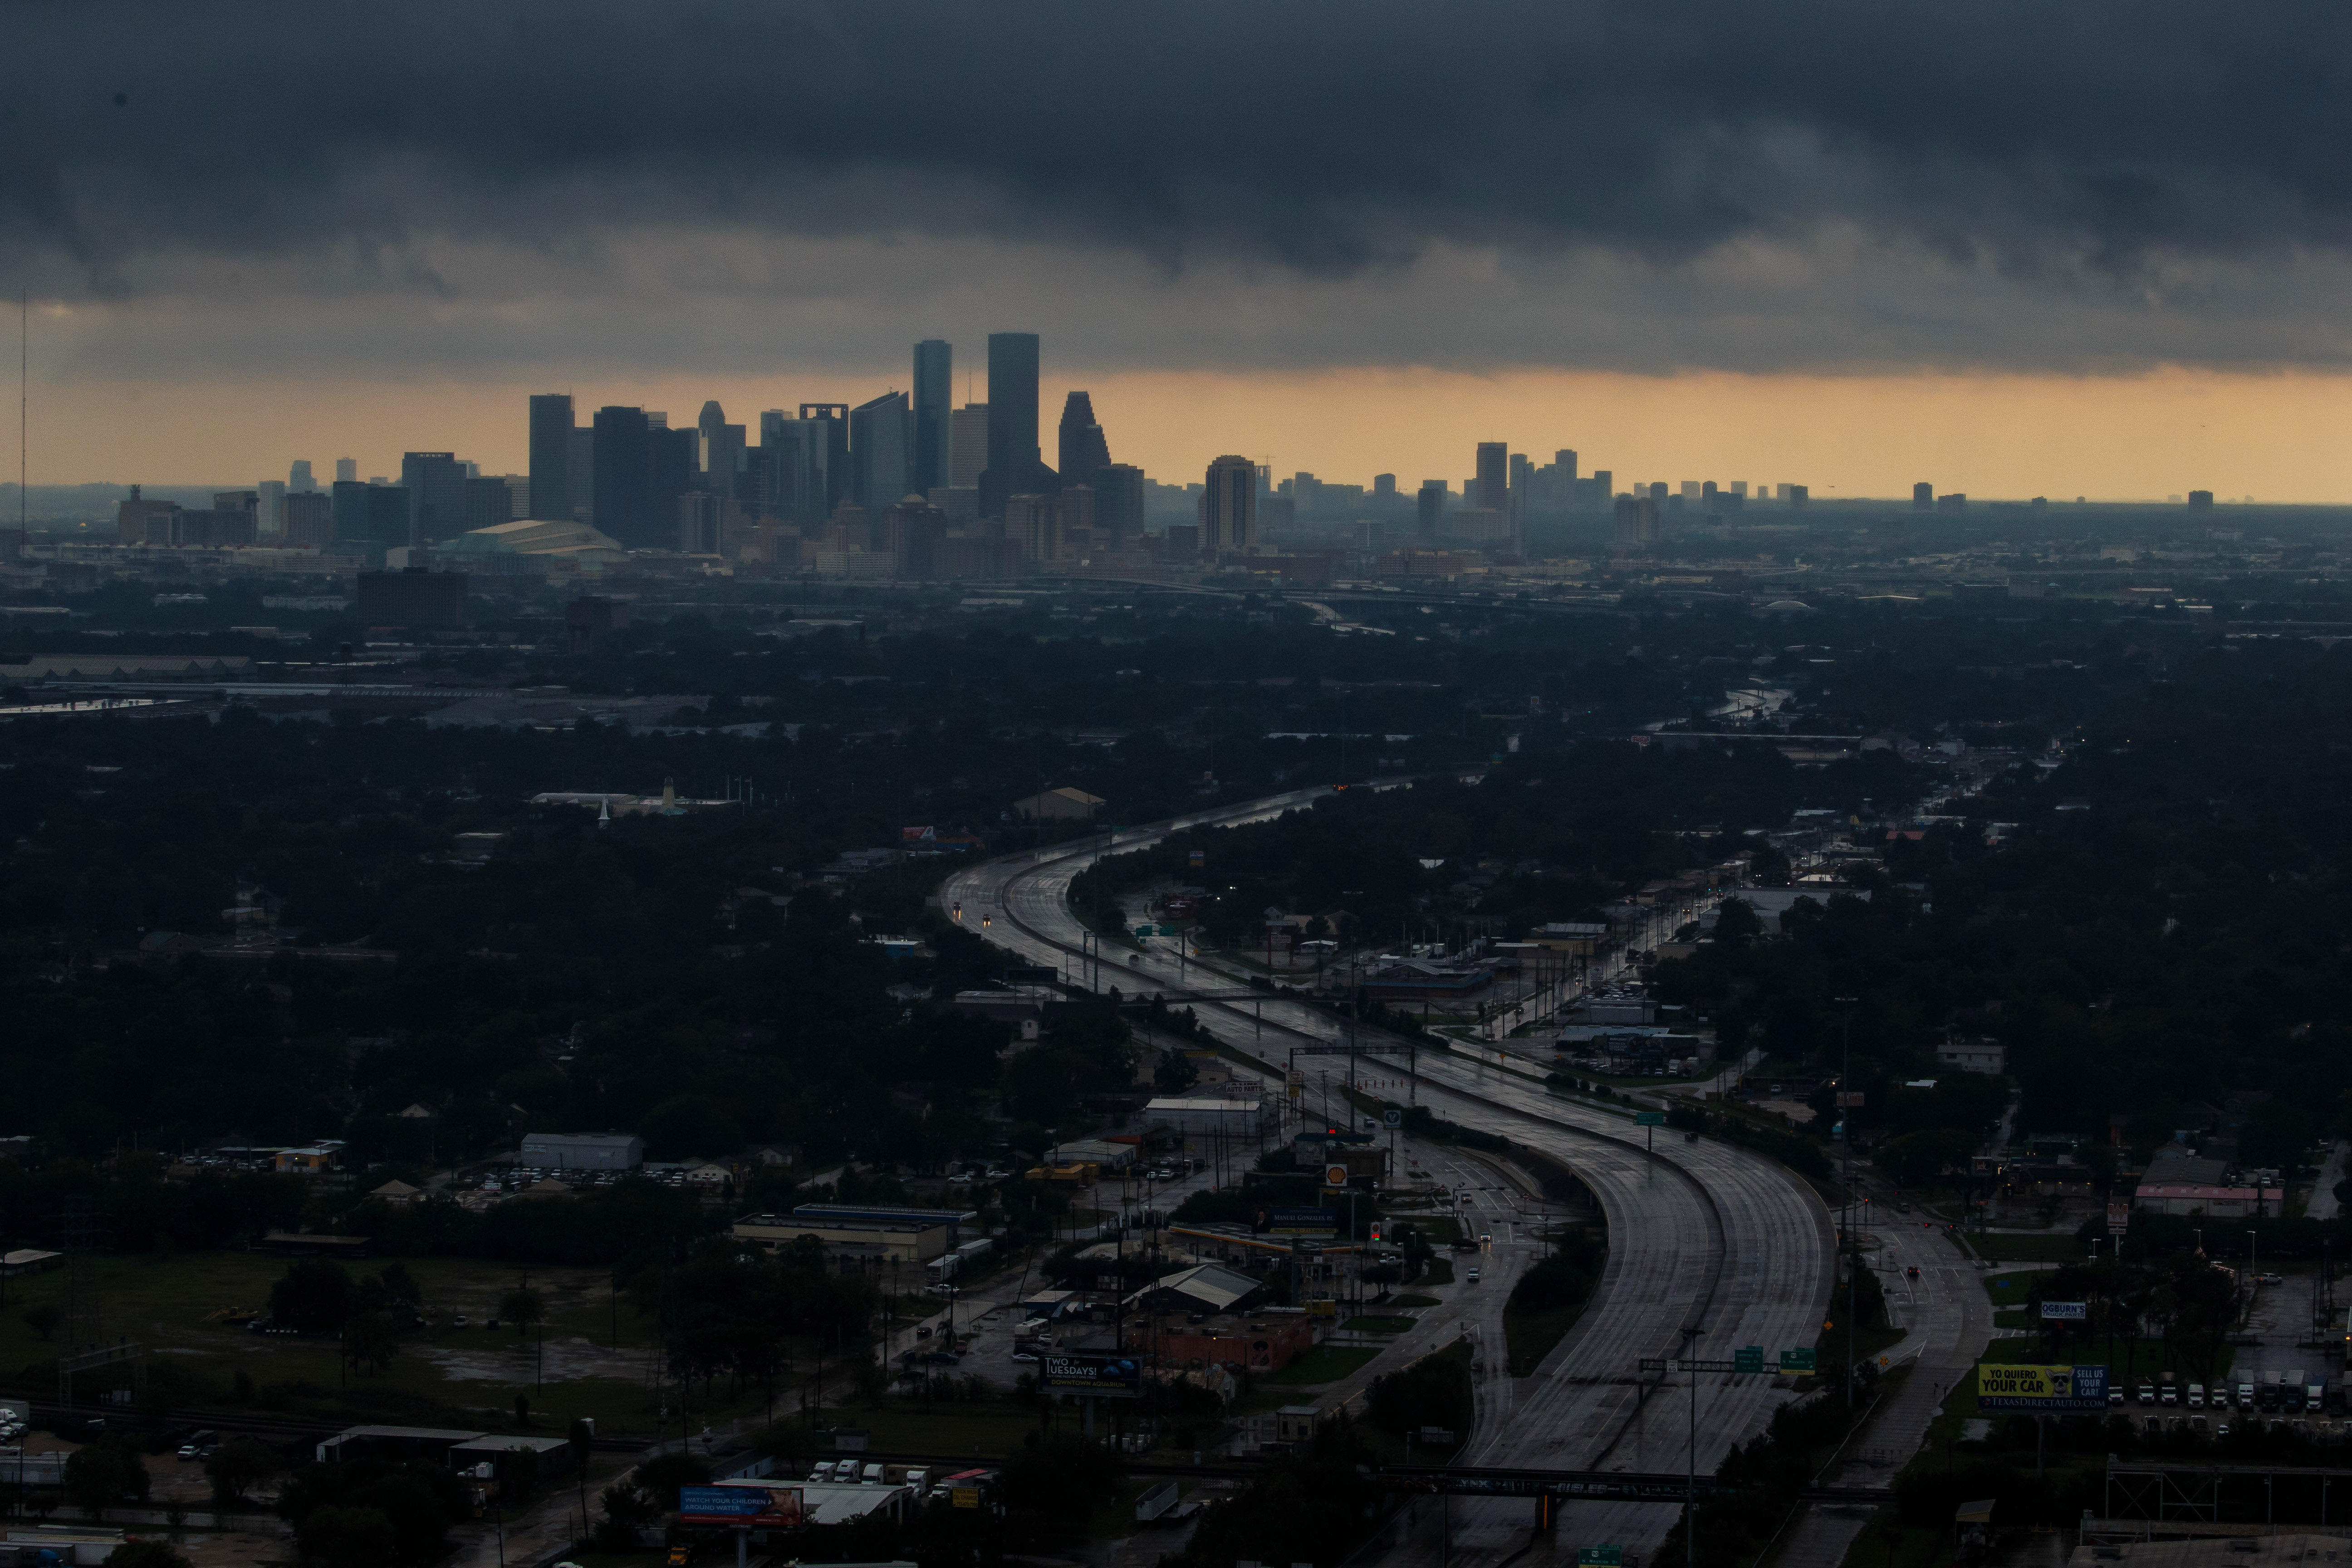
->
[11,0,2352,492]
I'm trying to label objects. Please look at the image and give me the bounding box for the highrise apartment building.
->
[1202,455,1256,556]
[1417,481,1446,541]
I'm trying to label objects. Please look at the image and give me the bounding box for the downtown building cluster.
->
[97,331,1820,585]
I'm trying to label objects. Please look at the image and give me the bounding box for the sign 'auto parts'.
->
[1975,1364,2109,1411]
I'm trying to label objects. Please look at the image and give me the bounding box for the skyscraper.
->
[591,406,653,547]
[259,480,286,539]
[913,340,953,495]
[1474,443,1509,512]
[850,391,913,511]
[1202,455,1256,556]
[651,426,696,536]
[567,430,593,524]
[466,475,514,532]
[1417,480,1446,541]
[980,333,1053,519]
[289,460,316,493]
[696,401,743,497]
[399,452,468,545]
[1057,391,1112,480]
[1093,464,1144,551]
[1913,482,1934,509]
[951,404,988,488]
[335,458,358,484]
[529,393,574,521]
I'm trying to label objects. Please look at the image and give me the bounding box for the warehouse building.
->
[518,1132,645,1171]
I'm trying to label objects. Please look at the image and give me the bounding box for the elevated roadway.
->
[940,787,1835,1568]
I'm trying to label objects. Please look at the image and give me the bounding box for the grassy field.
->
[1389,1295,1443,1309]
[1963,1231,2087,1265]
[1503,1300,1584,1376]
[1260,1346,1380,1386]
[1341,1316,1418,1335]
[0,1249,747,1436]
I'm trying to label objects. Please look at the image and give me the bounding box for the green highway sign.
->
[1734,1346,1765,1374]
[1636,1111,1666,1127]
[1779,1348,1817,1373]
[1134,925,1157,936]
[1579,1548,1625,1566]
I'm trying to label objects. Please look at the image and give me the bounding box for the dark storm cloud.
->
[9,0,2351,283]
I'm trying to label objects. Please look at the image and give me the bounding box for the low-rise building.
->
[731,1203,980,1268]
[1935,1040,2006,1074]
[1012,786,1107,821]
[2133,1183,2285,1218]
[1131,1307,1314,1375]
[519,1132,645,1171]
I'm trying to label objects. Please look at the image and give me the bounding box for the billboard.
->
[679,1485,804,1527]
[901,825,936,844]
[1040,1352,1143,1398]
[1976,1364,2109,1411]
[1261,1206,1339,1235]
[2040,1301,2088,1321]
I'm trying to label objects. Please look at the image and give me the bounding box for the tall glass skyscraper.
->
[912,340,952,495]
[529,393,574,521]
[980,332,1049,519]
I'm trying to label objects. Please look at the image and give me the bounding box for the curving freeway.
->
[941,786,1834,1567]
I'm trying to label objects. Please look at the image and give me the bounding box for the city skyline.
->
[10,360,2345,507]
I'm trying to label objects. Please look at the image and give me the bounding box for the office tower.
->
[696,400,746,500]
[1556,450,1579,486]
[289,460,316,494]
[465,475,514,532]
[502,474,530,522]
[1471,443,1509,512]
[678,491,725,554]
[951,404,988,487]
[1647,481,1668,505]
[801,404,851,511]
[283,490,333,549]
[850,391,913,511]
[880,494,948,578]
[398,453,467,545]
[913,340,953,494]
[1702,481,1719,509]
[335,458,358,484]
[1373,474,1398,504]
[1592,470,1611,501]
[331,480,370,543]
[1417,480,1446,541]
[206,491,260,547]
[1730,480,1748,498]
[1057,392,1112,480]
[981,332,1053,519]
[259,480,286,539]
[526,396,573,521]
[1913,482,1933,509]
[651,425,696,536]
[1006,492,1056,562]
[591,406,653,547]
[567,430,593,524]
[1093,463,1144,551]
[1202,455,1256,556]
[647,411,669,429]
[333,481,410,551]
[1787,485,1809,509]
[1613,495,1658,551]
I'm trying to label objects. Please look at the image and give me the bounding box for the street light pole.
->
[1681,1324,1702,1568]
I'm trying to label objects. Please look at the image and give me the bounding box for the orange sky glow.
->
[24,364,2352,506]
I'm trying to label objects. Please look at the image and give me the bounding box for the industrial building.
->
[518,1132,645,1171]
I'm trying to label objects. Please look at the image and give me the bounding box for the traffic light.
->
[1369,1223,1384,1243]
